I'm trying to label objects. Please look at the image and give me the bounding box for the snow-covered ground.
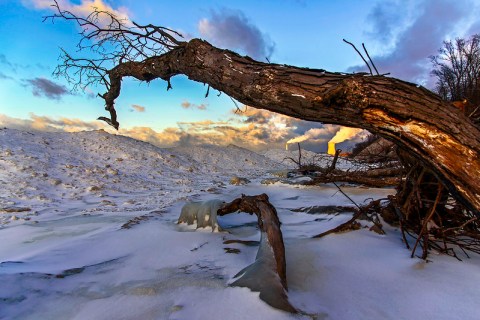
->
[1,128,480,320]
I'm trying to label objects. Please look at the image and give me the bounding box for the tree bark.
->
[102,39,480,214]
[309,174,400,188]
[217,194,296,313]
[218,193,288,289]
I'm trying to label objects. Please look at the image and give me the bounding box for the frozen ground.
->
[1,128,480,320]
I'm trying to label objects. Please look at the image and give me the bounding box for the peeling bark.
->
[101,39,480,213]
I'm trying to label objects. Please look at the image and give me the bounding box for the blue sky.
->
[1,0,479,152]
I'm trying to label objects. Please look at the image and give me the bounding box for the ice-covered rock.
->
[178,199,225,231]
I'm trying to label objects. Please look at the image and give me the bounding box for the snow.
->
[1,127,480,320]
[262,149,355,171]
[173,144,287,176]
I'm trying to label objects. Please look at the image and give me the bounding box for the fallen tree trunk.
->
[44,6,480,213]
[309,174,400,187]
[218,194,296,313]
[310,165,403,187]
[100,39,480,213]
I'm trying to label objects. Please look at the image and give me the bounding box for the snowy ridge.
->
[0,128,244,225]
[0,129,287,226]
[173,144,287,175]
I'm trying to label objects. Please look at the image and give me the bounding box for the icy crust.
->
[173,144,288,176]
[178,199,225,231]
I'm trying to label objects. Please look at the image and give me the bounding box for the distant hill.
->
[172,144,287,175]
[0,128,285,226]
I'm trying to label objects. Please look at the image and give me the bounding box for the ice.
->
[1,128,480,320]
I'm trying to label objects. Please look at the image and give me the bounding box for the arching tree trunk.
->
[101,39,480,213]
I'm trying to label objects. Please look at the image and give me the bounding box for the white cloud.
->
[181,100,207,110]
[24,0,130,23]
[131,104,146,112]
[0,108,369,153]
[359,0,480,87]
[198,9,274,61]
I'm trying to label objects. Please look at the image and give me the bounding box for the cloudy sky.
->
[1,0,479,152]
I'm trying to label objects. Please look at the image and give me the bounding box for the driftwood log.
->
[99,39,480,214]
[218,194,296,313]
[308,170,402,187]
[47,6,480,214]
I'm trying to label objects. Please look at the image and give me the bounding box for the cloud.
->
[119,126,183,147]
[0,106,369,153]
[232,108,367,152]
[181,100,207,110]
[0,54,14,70]
[22,77,71,100]
[0,53,50,73]
[23,0,130,22]
[0,113,105,132]
[198,9,275,60]
[0,72,13,80]
[358,0,478,86]
[131,104,146,112]
[286,127,337,146]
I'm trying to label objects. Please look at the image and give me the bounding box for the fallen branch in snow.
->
[312,210,362,238]
[218,193,296,313]
[308,173,400,188]
[313,196,386,238]
[285,145,403,188]
[390,150,480,260]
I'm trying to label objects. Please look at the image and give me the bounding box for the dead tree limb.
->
[343,39,373,75]
[47,7,480,215]
[410,184,444,258]
[312,210,362,238]
[218,193,296,313]
[362,43,380,75]
[325,148,341,174]
[309,172,401,187]
[99,39,480,214]
[218,194,288,289]
[313,197,385,238]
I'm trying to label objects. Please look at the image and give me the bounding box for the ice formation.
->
[178,199,225,231]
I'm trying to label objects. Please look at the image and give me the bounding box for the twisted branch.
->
[44,0,184,129]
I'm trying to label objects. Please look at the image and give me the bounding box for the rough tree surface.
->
[45,4,480,214]
[218,194,296,313]
[101,39,480,214]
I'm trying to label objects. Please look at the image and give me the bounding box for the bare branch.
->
[44,0,185,129]
[362,43,379,75]
[343,39,373,75]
